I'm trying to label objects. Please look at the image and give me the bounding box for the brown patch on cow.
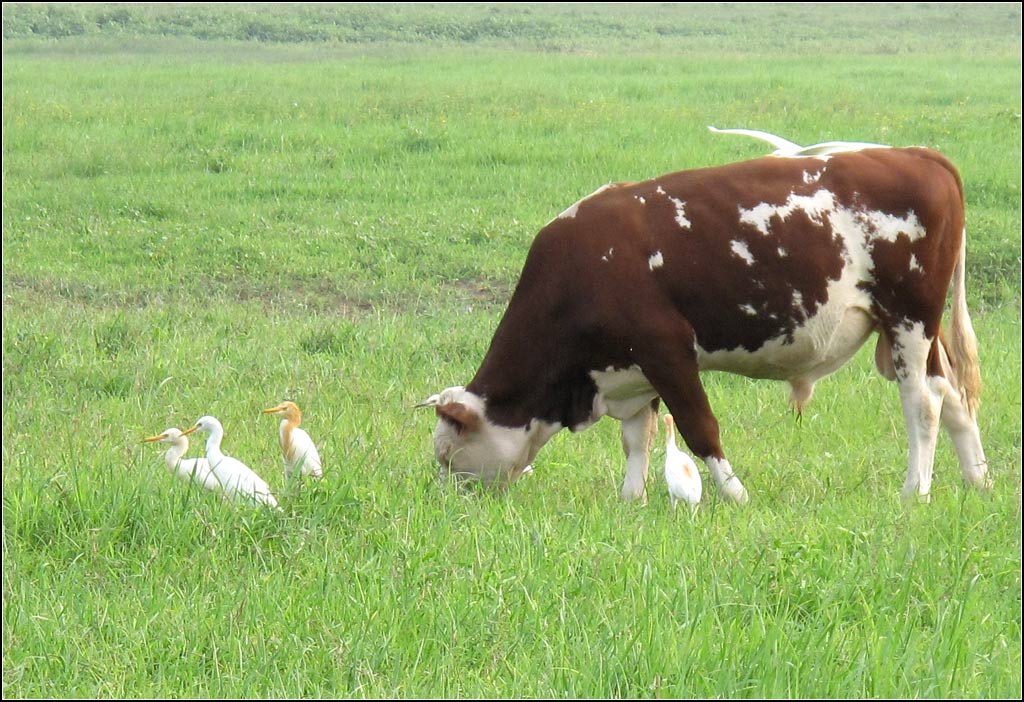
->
[436,402,482,434]
[575,158,848,353]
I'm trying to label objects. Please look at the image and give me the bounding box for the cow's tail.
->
[945,228,982,419]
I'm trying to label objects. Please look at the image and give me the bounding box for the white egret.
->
[262,401,323,481]
[707,125,802,153]
[663,414,702,511]
[142,428,220,492]
[707,125,889,158]
[181,416,280,510]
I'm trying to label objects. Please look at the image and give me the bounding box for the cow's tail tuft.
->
[946,228,982,419]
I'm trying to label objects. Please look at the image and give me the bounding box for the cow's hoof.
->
[966,471,993,494]
[621,484,648,505]
[722,479,750,505]
[901,489,932,505]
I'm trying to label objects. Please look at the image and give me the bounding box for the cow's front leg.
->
[620,399,659,502]
[634,320,750,505]
[703,455,750,505]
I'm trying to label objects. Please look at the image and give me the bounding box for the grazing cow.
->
[419,131,989,504]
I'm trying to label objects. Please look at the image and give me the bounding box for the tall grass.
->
[4,2,1020,54]
[3,3,1021,698]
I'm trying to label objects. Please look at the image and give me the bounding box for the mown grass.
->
[3,3,1021,698]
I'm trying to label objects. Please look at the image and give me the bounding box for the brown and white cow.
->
[419,132,989,504]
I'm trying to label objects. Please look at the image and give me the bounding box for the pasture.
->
[2,3,1021,697]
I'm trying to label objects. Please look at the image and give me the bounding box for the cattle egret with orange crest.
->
[262,400,323,481]
[663,414,702,511]
[181,416,280,509]
[142,428,220,492]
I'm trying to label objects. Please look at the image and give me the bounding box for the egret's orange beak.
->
[262,404,285,415]
[142,433,167,444]
[180,425,199,437]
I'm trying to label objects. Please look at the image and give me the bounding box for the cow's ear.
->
[436,402,481,434]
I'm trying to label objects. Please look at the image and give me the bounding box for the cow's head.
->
[417,386,538,489]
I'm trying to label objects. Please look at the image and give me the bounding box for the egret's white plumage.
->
[707,126,802,153]
[789,140,891,156]
[708,125,890,158]
[262,401,323,480]
[181,416,280,509]
[142,428,220,492]
[663,414,702,511]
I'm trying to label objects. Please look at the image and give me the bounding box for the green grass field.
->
[3,3,1021,698]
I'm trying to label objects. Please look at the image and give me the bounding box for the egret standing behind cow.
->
[663,414,702,511]
[419,128,989,505]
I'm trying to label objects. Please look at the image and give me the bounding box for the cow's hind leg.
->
[939,383,990,491]
[634,322,749,504]
[934,341,990,491]
[890,323,944,502]
[881,325,990,498]
[620,399,659,502]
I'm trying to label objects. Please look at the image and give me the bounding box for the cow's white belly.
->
[586,286,877,422]
[696,297,876,381]
[588,365,658,424]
